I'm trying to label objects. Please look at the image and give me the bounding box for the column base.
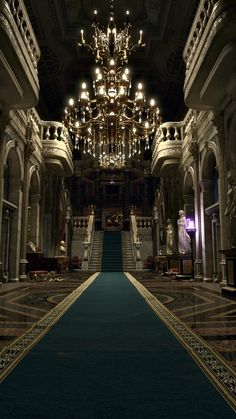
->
[19,274,28,282]
[220,278,228,288]
[203,277,213,283]
[194,274,203,282]
[9,277,20,282]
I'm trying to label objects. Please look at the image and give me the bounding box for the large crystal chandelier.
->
[63,0,160,168]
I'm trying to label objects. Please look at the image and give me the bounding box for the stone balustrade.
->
[184,0,236,108]
[184,0,217,73]
[73,217,89,229]
[41,121,74,177]
[0,0,40,107]
[7,0,40,68]
[151,122,183,177]
[136,217,152,229]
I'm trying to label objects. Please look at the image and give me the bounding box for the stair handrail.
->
[130,213,142,269]
[82,213,95,269]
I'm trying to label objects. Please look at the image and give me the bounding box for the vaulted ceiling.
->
[24,0,199,123]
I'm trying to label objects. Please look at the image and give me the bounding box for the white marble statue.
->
[177,210,191,254]
[166,219,175,255]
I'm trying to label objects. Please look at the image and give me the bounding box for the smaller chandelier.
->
[63,0,160,168]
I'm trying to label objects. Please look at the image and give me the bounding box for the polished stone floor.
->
[0,271,90,351]
[1,271,236,374]
[134,271,236,371]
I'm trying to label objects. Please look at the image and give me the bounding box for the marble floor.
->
[0,271,90,351]
[134,271,236,372]
[1,271,236,374]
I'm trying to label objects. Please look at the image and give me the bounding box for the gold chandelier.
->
[63,0,160,168]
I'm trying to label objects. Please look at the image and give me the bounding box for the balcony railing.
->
[184,0,217,74]
[0,0,40,107]
[7,0,40,68]
[41,122,73,176]
[151,122,183,176]
[184,0,236,107]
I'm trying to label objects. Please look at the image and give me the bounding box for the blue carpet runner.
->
[0,272,235,419]
[101,230,123,271]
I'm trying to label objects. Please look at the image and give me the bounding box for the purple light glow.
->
[186,218,195,231]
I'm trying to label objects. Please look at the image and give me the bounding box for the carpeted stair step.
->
[101,231,123,271]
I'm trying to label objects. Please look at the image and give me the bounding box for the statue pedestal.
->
[219,249,236,294]
[54,256,69,273]
[166,254,192,278]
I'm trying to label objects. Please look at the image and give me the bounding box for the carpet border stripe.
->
[0,272,100,383]
[125,272,236,412]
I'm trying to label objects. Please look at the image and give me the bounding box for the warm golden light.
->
[63,0,160,168]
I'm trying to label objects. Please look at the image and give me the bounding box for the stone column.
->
[193,173,203,281]
[19,159,31,281]
[65,205,72,261]
[1,209,11,282]
[9,178,23,281]
[0,111,10,281]
[43,176,53,257]
[29,193,41,246]
[200,180,214,281]
[211,212,220,281]
[152,203,160,256]
[213,112,228,285]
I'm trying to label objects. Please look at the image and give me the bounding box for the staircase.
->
[121,231,135,270]
[89,231,103,271]
[101,231,123,271]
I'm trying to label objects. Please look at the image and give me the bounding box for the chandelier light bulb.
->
[150,99,155,107]
[110,59,115,66]
[139,30,143,44]
[69,98,74,106]
[81,82,87,89]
